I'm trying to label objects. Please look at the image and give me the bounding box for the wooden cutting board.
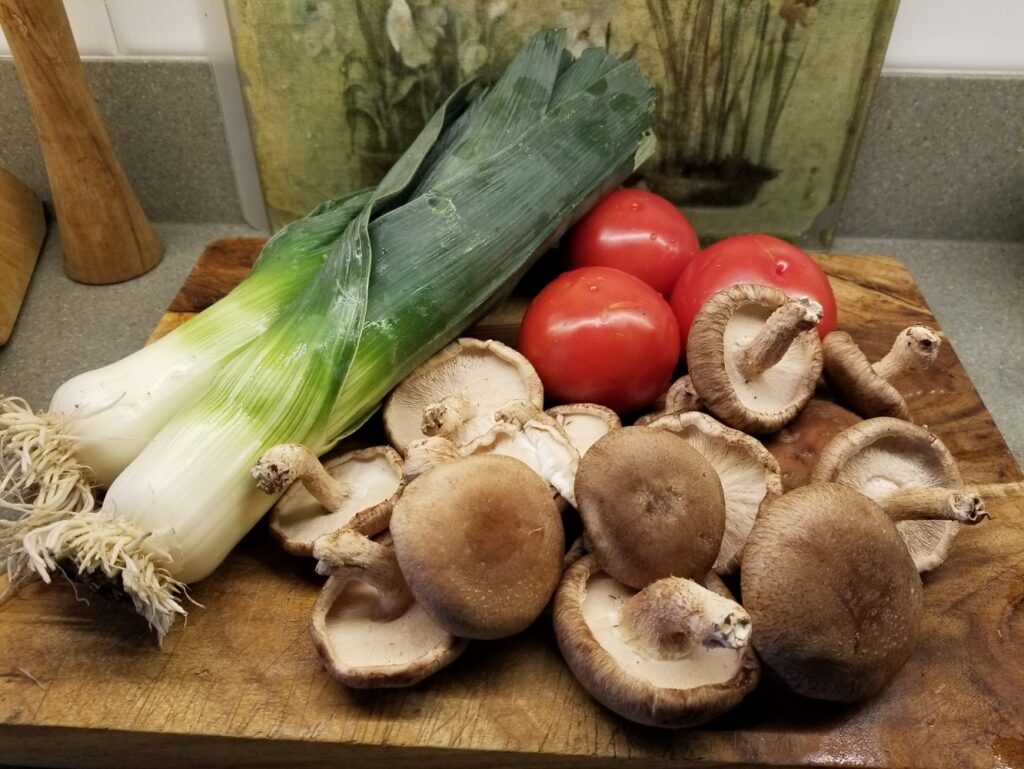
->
[2,238,1022,768]
[0,166,46,344]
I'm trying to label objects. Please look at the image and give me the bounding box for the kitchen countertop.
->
[0,224,1021,466]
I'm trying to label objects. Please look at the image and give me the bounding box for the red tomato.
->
[518,267,680,413]
[566,188,700,296]
[670,234,837,351]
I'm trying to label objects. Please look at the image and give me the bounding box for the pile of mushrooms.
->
[246,283,1020,726]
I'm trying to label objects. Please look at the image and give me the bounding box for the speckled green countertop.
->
[1,225,1020,465]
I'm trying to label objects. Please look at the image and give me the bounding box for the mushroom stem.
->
[564,536,587,569]
[495,400,559,429]
[638,376,702,425]
[422,395,475,439]
[252,444,352,511]
[737,298,823,379]
[871,325,942,380]
[313,529,413,621]
[403,436,462,481]
[665,375,702,413]
[618,577,751,659]
[880,487,989,524]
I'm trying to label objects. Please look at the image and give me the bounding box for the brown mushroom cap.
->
[687,284,823,434]
[309,530,468,688]
[546,403,621,457]
[812,417,962,572]
[383,338,543,454]
[741,483,923,703]
[822,332,909,419]
[390,454,564,640]
[553,555,760,728]
[648,411,782,575]
[763,399,862,491]
[574,426,726,588]
[268,446,404,556]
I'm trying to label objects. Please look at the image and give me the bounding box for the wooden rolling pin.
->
[0,0,162,284]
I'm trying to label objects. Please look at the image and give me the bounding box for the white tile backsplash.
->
[1,0,1023,72]
[884,0,1024,72]
[0,0,118,56]
[106,0,206,56]
[0,0,203,58]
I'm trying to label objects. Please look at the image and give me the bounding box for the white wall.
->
[1,0,1023,72]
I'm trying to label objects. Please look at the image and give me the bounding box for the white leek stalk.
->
[0,189,371,512]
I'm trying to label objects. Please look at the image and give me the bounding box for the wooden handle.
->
[0,166,45,344]
[0,0,162,284]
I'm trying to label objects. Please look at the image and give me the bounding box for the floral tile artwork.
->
[228,0,898,245]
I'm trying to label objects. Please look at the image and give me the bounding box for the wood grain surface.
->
[0,166,45,344]
[0,0,162,285]
[2,238,1022,768]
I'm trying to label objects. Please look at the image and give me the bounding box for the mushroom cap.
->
[310,570,468,689]
[269,446,403,556]
[574,426,726,588]
[741,483,923,703]
[812,417,963,572]
[383,338,543,454]
[546,403,621,458]
[822,331,909,419]
[390,454,564,640]
[553,555,760,728]
[763,399,862,491]
[648,411,782,575]
[687,284,823,434]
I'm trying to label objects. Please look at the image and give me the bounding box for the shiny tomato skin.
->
[517,266,680,413]
[566,188,700,296]
[670,234,837,350]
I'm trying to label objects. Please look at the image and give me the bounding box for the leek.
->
[0,186,373,510]
[3,31,655,640]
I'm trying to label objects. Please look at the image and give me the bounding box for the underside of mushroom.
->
[812,417,967,572]
[466,402,580,506]
[257,444,404,556]
[383,338,544,454]
[309,530,468,688]
[687,283,824,434]
[553,555,759,728]
[648,411,782,575]
[546,403,621,457]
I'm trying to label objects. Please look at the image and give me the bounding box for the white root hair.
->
[2,395,97,603]
[14,512,189,643]
[1,396,95,520]
[1,396,187,642]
